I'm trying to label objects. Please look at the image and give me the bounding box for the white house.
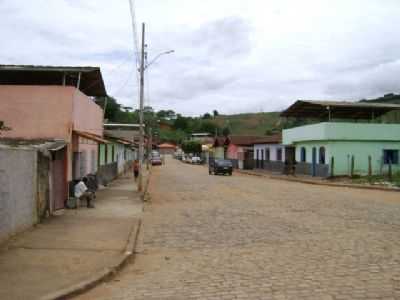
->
[253,133,285,172]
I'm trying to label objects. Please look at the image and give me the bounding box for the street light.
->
[145,50,175,70]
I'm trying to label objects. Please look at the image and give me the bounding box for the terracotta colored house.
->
[158,143,176,155]
[0,65,107,209]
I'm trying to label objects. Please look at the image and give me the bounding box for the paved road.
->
[77,158,400,300]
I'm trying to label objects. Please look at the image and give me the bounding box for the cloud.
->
[1,0,400,116]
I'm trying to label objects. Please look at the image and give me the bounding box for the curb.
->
[40,219,142,300]
[237,170,400,193]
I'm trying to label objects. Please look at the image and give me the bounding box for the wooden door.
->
[52,149,67,210]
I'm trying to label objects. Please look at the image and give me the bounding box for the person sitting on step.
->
[74,177,95,208]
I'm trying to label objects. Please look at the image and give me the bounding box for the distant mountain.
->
[209,93,400,136]
[360,93,400,122]
[360,93,400,105]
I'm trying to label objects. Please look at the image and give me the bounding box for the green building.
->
[282,100,400,177]
[97,137,136,184]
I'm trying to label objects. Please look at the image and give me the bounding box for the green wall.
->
[294,140,400,176]
[98,143,115,166]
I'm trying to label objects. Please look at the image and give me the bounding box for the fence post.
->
[330,156,334,178]
[351,155,355,177]
[368,155,372,177]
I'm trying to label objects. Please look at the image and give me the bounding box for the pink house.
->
[226,136,263,169]
[0,65,107,209]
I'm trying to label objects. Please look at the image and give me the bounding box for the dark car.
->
[209,159,233,175]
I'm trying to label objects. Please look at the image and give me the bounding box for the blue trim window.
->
[300,147,306,162]
[319,147,326,164]
[266,148,270,161]
[277,148,282,161]
[383,149,399,164]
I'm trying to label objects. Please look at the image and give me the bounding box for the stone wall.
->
[96,162,118,186]
[0,148,38,244]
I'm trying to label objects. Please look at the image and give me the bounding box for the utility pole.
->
[147,127,152,170]
[138,22,145,192]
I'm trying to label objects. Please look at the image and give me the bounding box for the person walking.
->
[133,159,139,181]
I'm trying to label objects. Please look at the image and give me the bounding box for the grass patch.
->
[351,173,400,188]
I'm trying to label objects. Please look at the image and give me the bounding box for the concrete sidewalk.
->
[0,173,143,300]
[237,168,400,192]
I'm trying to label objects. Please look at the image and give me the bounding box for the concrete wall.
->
[283,122,400,145]
[72,89,103,136]
[0,148,38,244]
[213,147,225,159]
[254,144,285,162]
[293,140,400,176]
[0,85,73,141]
[0,86,104,182]
[328,141,400,176]
[227,144,239,160]
[97,162,118,185]
[70,89,103,179]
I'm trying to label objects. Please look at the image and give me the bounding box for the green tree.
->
[181,141,202,154]
[202,113,212,119]
[222,127,231,137]
[199,121,218,134]
[213,110,219,117]
[173,115,189,131]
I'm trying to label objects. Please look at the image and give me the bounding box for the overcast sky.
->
[1,0,400,116]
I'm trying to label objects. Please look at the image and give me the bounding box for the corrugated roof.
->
[0,139,67,151]
[281,100,400,119]
[0,64,107,97]
[213,135,279,147]
[158,143,176,149]
[74,130,109,144]
[229,135,269,146]
[252,133,282,144]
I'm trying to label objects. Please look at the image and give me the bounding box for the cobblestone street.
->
[77,157,400,300]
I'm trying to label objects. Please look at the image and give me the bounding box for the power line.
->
[128,0,141,111]
[111,64,138,96]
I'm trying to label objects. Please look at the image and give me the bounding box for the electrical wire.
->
[128,0,141,111]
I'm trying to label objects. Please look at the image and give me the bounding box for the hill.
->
[211,112,282,135]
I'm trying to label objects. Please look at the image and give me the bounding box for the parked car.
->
[184,155,192,163]
[191,156,201,164]
[151,156,162,166]
[209,159,233,175]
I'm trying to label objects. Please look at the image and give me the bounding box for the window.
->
[276,148,282,161]
[256,149,259,160]
[300,147,306,162]
[261,149,264,161]
[319,147,326,164]
[105,144,108,164]
[383,149,399,164]
[266,148,270,161]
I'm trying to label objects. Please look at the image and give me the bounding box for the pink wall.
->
[71,89,103,177]
[72,89,103,135]
[227,144,239,160]
[0,85,74,141]
[0,85,104,180]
